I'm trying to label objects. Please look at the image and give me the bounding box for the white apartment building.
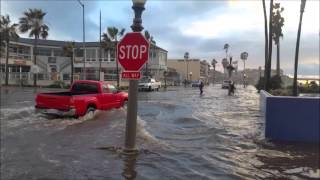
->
[0,38,168,86]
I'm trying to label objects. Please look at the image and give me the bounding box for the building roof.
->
[12,37,167,52]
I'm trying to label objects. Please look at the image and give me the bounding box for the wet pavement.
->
[1,85,319,180]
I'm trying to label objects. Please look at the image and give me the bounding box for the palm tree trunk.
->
[71,54,74,85]
[266,0,273,91]
[115,42,119,88]
[276,41,280,76]
[5,40,9,85]
[33,36,38,87]
[262,0,268,90]
[213,66,215,84]
[293,6,305,96]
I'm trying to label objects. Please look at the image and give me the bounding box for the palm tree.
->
[240,52,249,87]
[293,0,307,96]
[262,0,268,90]
[102,27,125,88]
[222,58,228,75]
[62,42,75,85]
[211,59,217,84]
[19,8,49,87]
[0,15,19,85]
[223,43,229,59]
[265,0,274,91]
[272,3,285,77]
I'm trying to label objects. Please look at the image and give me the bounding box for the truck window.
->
[102,84,108,93]
[108,84,117,93]
[71,83,99,94]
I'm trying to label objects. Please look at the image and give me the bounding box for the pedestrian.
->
[228,82,236,96]
[199,80,204,95]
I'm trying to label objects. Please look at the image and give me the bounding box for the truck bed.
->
[40,91,98,96]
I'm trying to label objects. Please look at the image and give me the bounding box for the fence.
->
[0,71,121,86]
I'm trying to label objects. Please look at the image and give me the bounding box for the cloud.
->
[1,0,319,76]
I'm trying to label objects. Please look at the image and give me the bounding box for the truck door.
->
[101,84,114,109]
[107,84,120,107]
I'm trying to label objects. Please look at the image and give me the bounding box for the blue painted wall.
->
[260,91,320,143]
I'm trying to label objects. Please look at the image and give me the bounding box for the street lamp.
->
[124,0,147,154]
[77,0,86,80]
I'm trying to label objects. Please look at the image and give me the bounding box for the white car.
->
[222,80,232,89]
[138,78,161,91]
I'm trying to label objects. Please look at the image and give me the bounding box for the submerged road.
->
[1,85,319,180]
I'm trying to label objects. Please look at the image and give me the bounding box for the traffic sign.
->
[121,71,141,80]
[117,32,150,71]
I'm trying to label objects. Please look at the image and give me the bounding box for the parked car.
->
[138,78,161,91]
[191,80,201,87]
[222,80,233,89]
[35,80,128,117]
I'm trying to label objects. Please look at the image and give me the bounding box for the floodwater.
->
[0,85,319,180]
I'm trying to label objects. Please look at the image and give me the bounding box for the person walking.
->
[199,80,204,95]
[228,82,236,96]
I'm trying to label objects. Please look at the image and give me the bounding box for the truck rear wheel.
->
[86,105,96,119]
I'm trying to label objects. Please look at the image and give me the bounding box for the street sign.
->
[117,32,150,71]
[121,71,141,80]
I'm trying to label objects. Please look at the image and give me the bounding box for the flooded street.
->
[1,85,319,180]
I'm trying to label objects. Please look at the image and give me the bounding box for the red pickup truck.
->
[35,80,128,117]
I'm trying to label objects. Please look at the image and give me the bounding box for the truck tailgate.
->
[36,93,72,110]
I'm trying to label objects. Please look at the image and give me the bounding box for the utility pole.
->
[77,0,86,80]
[99,10,102,81]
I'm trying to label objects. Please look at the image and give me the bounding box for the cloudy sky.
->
[1,0,319,76]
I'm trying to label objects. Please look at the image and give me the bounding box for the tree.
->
[223,43,229,59]
[293,0,307,96]
[240,52,248,87]
[272,3,285,77]
[101,27,125,88]
[19,8,49,87]
[265,0,274,91]
[222,58,228,76]
[211,59,217,84]
[0,15,19,85]
[262,0,268,90]
[62,41,75,85]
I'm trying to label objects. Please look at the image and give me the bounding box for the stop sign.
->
[117,32,150,71]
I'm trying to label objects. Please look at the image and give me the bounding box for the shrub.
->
[46,81,66,88]
[269,75,282,90]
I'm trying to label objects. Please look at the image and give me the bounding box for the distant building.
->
[167,59,210,84]
[0,38,168,86]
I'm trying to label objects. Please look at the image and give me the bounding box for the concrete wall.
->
[260,90,320,143]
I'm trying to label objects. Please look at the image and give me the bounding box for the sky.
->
[1,0,319,77]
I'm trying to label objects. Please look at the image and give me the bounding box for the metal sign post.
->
[121,0,148,152]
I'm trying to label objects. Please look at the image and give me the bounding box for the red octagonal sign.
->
[117,32,150,71]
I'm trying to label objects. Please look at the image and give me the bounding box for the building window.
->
[86,49,96,61]
[110,50,115,62]
[53,49,63,56]
[36,47,52,56]
[48,57,56,63]
[75,49,83,57]
[63,74,70,80]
